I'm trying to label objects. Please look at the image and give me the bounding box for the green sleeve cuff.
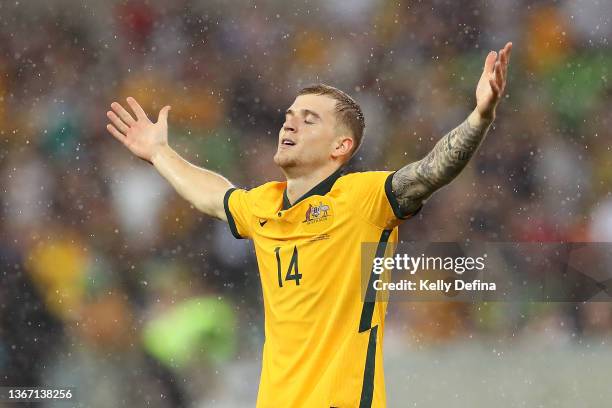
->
[384,172,422,220]
[223,188,244,239]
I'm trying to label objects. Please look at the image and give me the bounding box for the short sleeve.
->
[223,188,253,239]
[350,171,421,229]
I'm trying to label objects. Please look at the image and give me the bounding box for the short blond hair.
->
[298,84,365,155]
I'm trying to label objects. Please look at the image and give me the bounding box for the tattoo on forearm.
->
[391,118,491,215]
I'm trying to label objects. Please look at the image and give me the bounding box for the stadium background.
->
[1,0,612,406]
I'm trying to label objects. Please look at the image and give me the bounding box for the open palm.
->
[106,97,171,163]
[475,42,512,119]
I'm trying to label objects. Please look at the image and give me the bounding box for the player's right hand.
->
[106,97,171,164]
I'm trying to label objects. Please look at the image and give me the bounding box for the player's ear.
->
[331,136,354,159]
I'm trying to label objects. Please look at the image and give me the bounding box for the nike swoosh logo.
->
[259,219,268,227]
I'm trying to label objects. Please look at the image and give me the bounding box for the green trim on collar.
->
[282,167,344,210]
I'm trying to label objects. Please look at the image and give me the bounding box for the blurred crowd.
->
[1,0,611,406]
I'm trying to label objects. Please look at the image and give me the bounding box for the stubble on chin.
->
[273,150,298,169]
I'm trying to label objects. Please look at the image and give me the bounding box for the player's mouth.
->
[280,138,296,147]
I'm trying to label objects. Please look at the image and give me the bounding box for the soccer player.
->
[105,42,512,407]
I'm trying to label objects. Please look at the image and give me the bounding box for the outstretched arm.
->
[106,97,232,221]
[391,42,512,216]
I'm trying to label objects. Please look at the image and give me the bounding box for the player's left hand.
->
[475,42,512,120]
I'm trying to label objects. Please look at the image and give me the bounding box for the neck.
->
[284,163,342,205]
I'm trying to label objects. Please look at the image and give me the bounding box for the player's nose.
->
[282,120,296,133]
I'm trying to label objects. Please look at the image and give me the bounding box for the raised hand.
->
[475,42,512,120]
[106,97,171,163]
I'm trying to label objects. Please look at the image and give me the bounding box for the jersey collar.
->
[282,167,345,210]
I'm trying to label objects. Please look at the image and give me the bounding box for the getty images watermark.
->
[372,253,492,293]
[361,242,612,302]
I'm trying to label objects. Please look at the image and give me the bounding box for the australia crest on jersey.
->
[303,201,331,224]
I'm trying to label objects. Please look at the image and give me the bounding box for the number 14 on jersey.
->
[274,246,302,287]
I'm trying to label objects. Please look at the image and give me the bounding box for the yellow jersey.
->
[224,168,414,408]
